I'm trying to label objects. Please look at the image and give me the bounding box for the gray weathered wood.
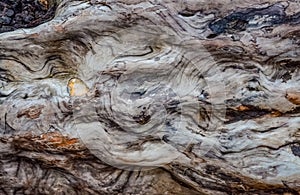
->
[0,0,300,194]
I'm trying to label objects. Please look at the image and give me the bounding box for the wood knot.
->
[67,78,89,97]
[38,0,49,8]
[285,91,300,105]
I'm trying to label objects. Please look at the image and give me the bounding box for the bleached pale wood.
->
[0,0,300,194]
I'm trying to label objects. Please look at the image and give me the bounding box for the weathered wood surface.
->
[1,0,300,194]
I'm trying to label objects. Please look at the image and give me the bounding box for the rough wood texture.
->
[1,0,300,194]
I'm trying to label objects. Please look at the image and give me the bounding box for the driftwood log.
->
[1,0,300,194]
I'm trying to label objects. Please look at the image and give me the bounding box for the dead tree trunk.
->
[1,0,300,194]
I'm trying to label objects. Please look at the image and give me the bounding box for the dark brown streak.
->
[117,46,154,58]
[118,171,133,193]
[221,141,300,155]
[225,105,274,124]
[249,123,288,133]
[4,113,15,134]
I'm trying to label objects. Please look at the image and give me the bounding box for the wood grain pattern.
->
[0,0,300,194]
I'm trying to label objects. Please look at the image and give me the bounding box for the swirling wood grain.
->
[0,0,300,194]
